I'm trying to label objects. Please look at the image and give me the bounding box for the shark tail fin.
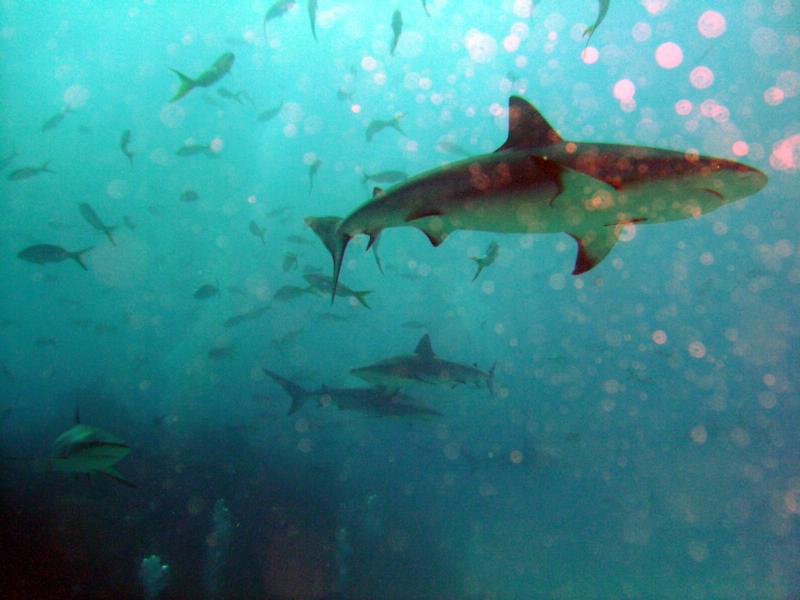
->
[70,247,93,271]
[470,257,487,282]
[568,226,620,275]
[263,368,310,415]
[104,226,117,247]
[99,467,136,488]
[353,290,372,309]
[169,69,195,102]
[304,216,350,303]
[487,362,497,396]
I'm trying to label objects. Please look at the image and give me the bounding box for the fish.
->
[471,240,499,281]
[79,202,117,246]
[193,283,219,300]
[262,368,440,418]
[361,170,409,185]
[169,52,235,102]
[41,107,71,132]
[7,161,55,181]
[176,143,217,157]
[23,408,135,487]
[305,96,768,301]
[273,285,311,301]
[179,189,199,203]
[365,114,405,142]
[308,158,321,194]
[223,304,270,328]
[17,244,92,270]
[584,0,611,46]
[282,252,298,272]
[422,0,430,16]
[257,101,284,122]
[249,220,267,245]
[263,0,296,38]
[304,273,371,308]
[123,215,136,231]
[208,345,236,360]
[287,234,314,245]
[217,87,252,104]
[120,129,134,164]
[350,334,495,393]
[308,0,318,41]
[0,147,18,172]
[390,10,403,55]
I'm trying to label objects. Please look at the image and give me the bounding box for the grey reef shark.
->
[306,96,767,300]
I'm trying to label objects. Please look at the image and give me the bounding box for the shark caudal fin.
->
[305,216,350,303]
[169,69,195,102]
[70,247,93,271]
[353,290,372,309]
[262,368,311,415]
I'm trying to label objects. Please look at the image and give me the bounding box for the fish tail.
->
[104,226,117,247]
[304,216,349,304]
[262,368,310,415]
[470,257,486,282]
[169,68,195,102]
[70,246,94,271]
[353,290,372,309]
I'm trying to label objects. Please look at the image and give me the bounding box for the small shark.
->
[262,368,441,418]
[305,96,767,300]
[350,334,495,393]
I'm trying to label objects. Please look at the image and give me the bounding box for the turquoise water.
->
[1,1,798,598]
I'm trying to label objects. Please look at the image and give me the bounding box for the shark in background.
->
[306,96,767,300]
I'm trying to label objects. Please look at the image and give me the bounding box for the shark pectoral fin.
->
[99,467,136,488]
[568,227,620,275]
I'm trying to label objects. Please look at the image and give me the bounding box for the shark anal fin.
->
[419,228,447,247]
[568,227,620,275]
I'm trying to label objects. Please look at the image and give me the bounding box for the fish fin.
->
[568,226,620,275]
[372,187,384,198]
[353,290,372,309]
[487,362,496,396]
[305,216,350,303]
[70,246,93,271]
[99,467,136,488]
[414,334,435,360]
[471,258,486,282]
[417,227,448,247]
[105,226,117,247]
[262,368,310,415]
[169,69,195,102]
[41,160,56,174]
[369,232,384,274]
[308,0,318,41]
[496,96,563,152]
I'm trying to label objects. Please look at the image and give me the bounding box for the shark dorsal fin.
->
[497,96,562,152]
[372,187,384,198]
[415,334,435,359]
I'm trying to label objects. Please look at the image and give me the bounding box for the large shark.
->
[350,334,495,393]
[306,96,767,300]
[10,408,135,487]
[262,368,441,418]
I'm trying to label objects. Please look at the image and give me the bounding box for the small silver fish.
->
[8,161,55,181]
[249,220,266,245]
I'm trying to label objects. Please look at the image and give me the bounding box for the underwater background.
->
[0,1,798,598]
